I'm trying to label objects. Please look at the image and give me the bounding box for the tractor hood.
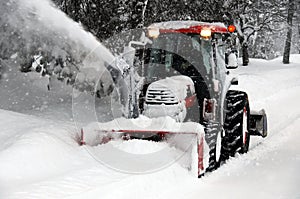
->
[144,76,195,122]
[147,75,195,102]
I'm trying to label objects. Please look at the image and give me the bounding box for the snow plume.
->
[1,0,113,65]
[17,0,114,63]
[0,0,116,98]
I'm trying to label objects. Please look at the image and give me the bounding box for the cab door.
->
[212,35,228,124]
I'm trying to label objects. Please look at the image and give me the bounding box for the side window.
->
[215,40,227,84]
[201,40,212,75]
[191,36,201,51]
[216,42,225,67]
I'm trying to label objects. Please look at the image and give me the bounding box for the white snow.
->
[149,21,226,30]
[82,115,204,146]
[1,55,300,198]
[143,75,194,122]
[1,2,299,196]
[147,75,195,100]
[17,0,114,66]
[111,139,168,155]
[85,115,202,133]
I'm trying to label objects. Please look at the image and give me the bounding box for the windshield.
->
[146,33,212,80]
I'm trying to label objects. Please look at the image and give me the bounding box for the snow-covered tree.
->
[52,0,294,65]
[221,0,287,64]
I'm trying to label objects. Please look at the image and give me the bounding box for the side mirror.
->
[226,52,238,69]
[140,32,153,45]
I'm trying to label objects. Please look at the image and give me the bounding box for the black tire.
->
[221,90,250,160]
[205,122,222,172]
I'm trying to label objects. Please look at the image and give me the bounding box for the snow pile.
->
[84,135,198,175]
[83,115,204,145]
[84,115,202,133]
[111,139,168,154]
[0,110,79,191]
[80,115,205,176]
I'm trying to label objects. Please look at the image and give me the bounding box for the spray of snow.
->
[15,0,114,67]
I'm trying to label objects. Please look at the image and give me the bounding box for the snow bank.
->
[0,110,81,191]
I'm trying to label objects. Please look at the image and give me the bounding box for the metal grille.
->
[146,88,178,105]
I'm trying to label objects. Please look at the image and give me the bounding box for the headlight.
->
[147,28,160,39]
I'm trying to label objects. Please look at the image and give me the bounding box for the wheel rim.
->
[242,106,248,145]
[215,131,222,162]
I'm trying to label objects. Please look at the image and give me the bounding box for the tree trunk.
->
[237,16,249,66]
[242,42,249,66]
[298,24,300,54]
[283,0,295,64]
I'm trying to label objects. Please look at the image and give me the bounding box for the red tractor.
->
[81,21,267,177]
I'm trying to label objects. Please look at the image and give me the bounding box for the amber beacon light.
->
[228,25,236,33]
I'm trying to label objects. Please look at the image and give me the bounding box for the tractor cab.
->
[132,21,237,123]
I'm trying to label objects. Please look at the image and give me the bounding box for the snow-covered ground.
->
[0,55,299,198]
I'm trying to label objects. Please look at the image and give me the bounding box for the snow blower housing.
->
[80,21,268,177]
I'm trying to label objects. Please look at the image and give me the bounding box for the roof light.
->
[200,28,212,39]
[147,28,160,38]
[228,25,236,33]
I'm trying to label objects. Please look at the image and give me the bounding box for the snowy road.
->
[0,55,300,198]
